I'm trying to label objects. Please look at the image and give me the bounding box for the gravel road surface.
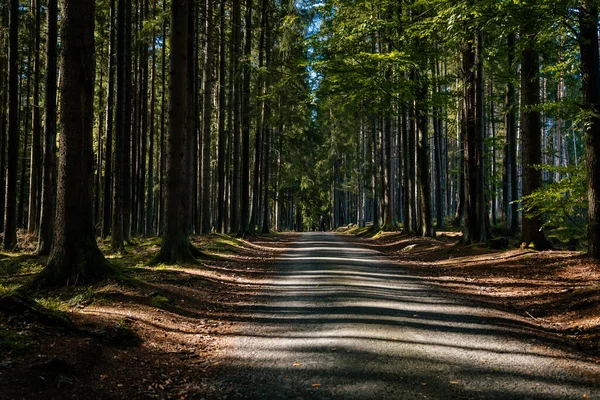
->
[216,232,600,399]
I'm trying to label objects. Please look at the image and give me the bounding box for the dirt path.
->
[214,232,600,399]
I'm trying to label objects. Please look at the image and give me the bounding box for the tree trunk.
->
[102,0,116,239]
[201,0,214,234]
[156,0,195,263]
[0,5,7,234]
[4,0,19,250]
[37,0,58,255]
[33,0,111,287]
[111,0,128,252]
[27,0,42,234]
[216,0,226,233]
[240,0,252,233]
[578,0,600,258]
[504,32,519,233]
[463,31,487,243]
[230,0,241,233]
[146,0,156,235]
[415,70,434,237]
[261,7,272,234]
[520,25,550,249]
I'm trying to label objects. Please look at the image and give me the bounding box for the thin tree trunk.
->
[27,0,42,234]
[216,0,226,233]
[37,0,58,255]
[0,5,7,234]
[4,0,19,250]
[111,0,128,252]
[102,0,116,239]
[146,0,156,235]
[201,0,214,234]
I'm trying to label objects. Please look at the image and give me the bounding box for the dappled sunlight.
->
[214,232,600,399]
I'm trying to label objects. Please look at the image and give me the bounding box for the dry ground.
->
[0,232,294,400]
[348,229,600,357]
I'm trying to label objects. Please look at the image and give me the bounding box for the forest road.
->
[215,232,600,400]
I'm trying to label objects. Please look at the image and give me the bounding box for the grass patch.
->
[0,326,35,355]
[36,296,67,312]
[149,293,170,309]
[203,234,245,255]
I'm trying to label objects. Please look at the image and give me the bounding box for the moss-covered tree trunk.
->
[35,0,111,286]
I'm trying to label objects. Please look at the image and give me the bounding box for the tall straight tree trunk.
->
[137,0,149,235]
[33,0,111,287]
[452,100,465,227]
[383,115,393,229]
[146,0,156,235]
[216,0,226,233]
[401,107,410,232]
[0,5,7,233]
[95,62,105,226]
[4,0,19,250]
[158,0,166,234]
[240,0,252,233]
[37,0,58,255]
[123,0,132,241]
[578,0,600,258]
[102,0,116,239]
[187,0,197,235]
[156,0,196,263]
[503,32,518,233]
[112,0,128,252]
[415,70,434,237]
[200,0,214,234]
[230,0,242,233]
[520,23,550,249]
[27,0,41,234]
[19,42,32,229]
[371,117,379,228]
[260,6,272,234]
[463,30,487,243]
[250,0,267,232]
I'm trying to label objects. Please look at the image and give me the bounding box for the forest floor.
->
[0,229,599,399]
[345,227,600,357]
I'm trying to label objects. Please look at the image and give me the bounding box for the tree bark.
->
[4,0,19,250]
[33,0,111,287]
[111,0,128,252]
[230,0,241,233]
[37,0,58,255]
[578,0,600,258]
[156,0,195,263]
[102,0,116,239]
[27,0,42,234]
[520,23,550,249]
[0,5,9,234]
[216,0,226,233]
[201,0,214,234]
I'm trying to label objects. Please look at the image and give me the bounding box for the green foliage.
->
[520,164,587,242]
